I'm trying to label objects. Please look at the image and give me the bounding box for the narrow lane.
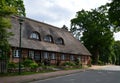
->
[29,69,120,83]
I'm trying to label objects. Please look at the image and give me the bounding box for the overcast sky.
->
[23,0,120,40]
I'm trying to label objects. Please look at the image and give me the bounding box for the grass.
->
[0,65,86,77]
[0,70,56,77]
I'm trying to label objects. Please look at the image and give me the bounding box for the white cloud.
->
[24,0,120,40]
[24,0,110,28]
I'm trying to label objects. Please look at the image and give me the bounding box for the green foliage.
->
[98,60,104,65]
[71,8,115,64]
[3,0,26,16]
[30,62,38,69]
[22,59,33,67]
[113,41,120,65]
[63,62,76,66]
[0,0,26,54]
[8,62,17,68]
[74,58,80,65]
[0,17,12,52]
[108,0,120,28]
[23,59,38,69]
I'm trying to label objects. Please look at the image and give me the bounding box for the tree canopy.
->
[108,0,120,28]
[70,8,115,64]
[113,41,120,65]
[0,0,25,56]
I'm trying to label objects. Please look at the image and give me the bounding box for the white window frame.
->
[13,49,19,58]
[30,32,39,39]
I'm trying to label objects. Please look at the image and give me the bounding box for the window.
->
[56,38,64,45]
[44,35,53,43]
[50,53,56,59]
[30,32,40,40]
[43,52,49,59]
[61,54,65,60]
[29,50,34,59]
[70,55,74,61]
[34,52,40,60]
[78,56,81,61]
[13,49,19,58]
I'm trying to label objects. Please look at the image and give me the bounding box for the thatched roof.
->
[8,16,91,56]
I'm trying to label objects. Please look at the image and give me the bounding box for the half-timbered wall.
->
[10,48,90,65]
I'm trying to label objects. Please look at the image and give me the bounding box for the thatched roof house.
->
[8,16,91,65]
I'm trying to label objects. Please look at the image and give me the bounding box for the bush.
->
[30,62,38,69]
[38,62,45,66]
[63,62,76,66]
[98,60,104,65]
[23,59,34,67]
[8,62,17,69]
[74,58,80,65]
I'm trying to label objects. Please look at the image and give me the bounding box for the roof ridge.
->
[11,15,70,33]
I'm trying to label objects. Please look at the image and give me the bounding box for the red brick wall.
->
[10,48,91,66]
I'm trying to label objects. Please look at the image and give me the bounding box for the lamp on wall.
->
[18,16,24,75]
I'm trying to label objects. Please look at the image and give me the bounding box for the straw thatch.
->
[8,16,91,56]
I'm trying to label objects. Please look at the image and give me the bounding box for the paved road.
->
[29,70,120,83]
[100,65,120,71]
[29,65,120,83]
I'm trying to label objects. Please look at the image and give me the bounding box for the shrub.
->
[74,58,80,65]
[98,60,104,65]
[8,62,17,69]
[38,62,45,66]
[63,62,76,66]
[30,62,38,69]
[23,59,33,67]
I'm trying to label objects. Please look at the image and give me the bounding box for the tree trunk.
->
[93,49,99,65]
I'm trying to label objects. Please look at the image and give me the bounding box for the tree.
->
[5,0,26,16]
[61,25,68,31]
[70,8,115,64]
[113,41,120,65]
[0,0,25,58]
[108,0,120,28]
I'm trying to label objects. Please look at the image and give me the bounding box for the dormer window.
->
[44,35,53,43]
[56,38,64,45]
[30,32,40,40]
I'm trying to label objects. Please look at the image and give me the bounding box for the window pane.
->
[61,54,65,60]
[43,52,48,59]
[70,55,74,61]
[29,51,34,59]
[56,38,64,45]
[34,52,40,60]
[13,49,19,57]
[50,53,55,59]
[44,35,52,42]
[30,32,39,39]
